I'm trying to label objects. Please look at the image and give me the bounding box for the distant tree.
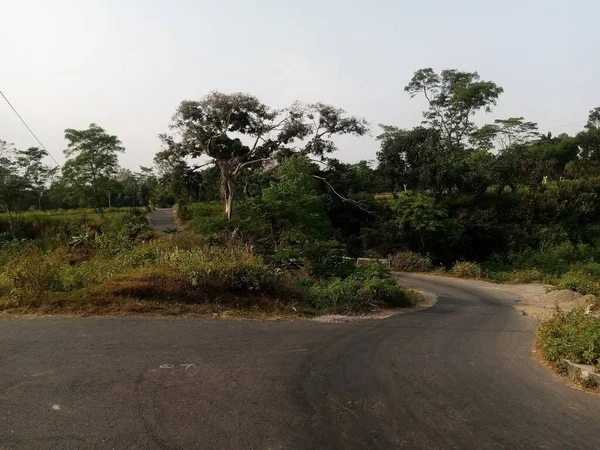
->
[61,124,124,210]
[0,140,31,237]
[470,117,539,151]
[158,92,368,219]
[577,107,600,165]
[16,147,58,210]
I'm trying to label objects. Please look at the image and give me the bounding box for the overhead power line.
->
[0,88,61,167]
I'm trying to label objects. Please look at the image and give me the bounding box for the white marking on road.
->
[51,404,61,411]
[180,364,196,370]
[159,364,175,369]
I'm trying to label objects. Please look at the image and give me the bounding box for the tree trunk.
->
[107,192,112,208]
[224,178,233,221]
[38,195,42,211]
[220,162,236,221]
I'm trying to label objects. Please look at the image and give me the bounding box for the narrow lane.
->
[147,208,175,233]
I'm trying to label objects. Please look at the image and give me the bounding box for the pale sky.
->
[1,0,598,170]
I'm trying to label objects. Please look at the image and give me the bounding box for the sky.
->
[1,0,598,170]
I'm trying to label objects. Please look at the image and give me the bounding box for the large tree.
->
[405,68,504,150]
[61,124,124,209]
[157,92,368,219]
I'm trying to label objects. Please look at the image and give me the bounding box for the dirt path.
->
[147,208,176,232]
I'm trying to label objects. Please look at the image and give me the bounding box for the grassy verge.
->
[536,308,600,389]
[0,226,417,317]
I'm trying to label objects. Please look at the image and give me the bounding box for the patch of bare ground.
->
[505,286,598,322]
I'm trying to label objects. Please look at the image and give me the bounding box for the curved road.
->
[1,274,599,449]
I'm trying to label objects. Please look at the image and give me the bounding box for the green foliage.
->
[537,308,600,366]
[450,261,482,278]
[303,240,355,279]
[95,209,154,254]
[237,156,330,253]
[391,193,463,253]
[390,251,433,272]
[555,267,600,296]
[302,264,413,313]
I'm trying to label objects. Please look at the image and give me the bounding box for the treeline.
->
[162,69,600,278]
[0,125,173,213]
[2,67,600,277]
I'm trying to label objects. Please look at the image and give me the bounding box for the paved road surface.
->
[1,274,599,449]
[147,208,176,233]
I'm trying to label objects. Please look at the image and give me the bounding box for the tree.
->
[16,147,58,210]
[470,117,539,151]
[0,140,31,237]
[577,107,600,164]
[158,92,368,219]
[62,124,124,209]
[405,68,504,150]
[390,193,463,253]
[376,126,444,193]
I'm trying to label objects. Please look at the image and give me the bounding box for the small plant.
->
[390,251,433,272]
[163,227,181,234]
[450,261,482,278]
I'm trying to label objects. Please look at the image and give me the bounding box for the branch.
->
[312,175,380,217]
[233,157,272,176]
[190,160,215,172]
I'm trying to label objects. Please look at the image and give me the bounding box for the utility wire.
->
[0,88,61,167]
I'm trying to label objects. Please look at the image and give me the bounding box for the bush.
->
[450,261,482,278]
[390,251,433,272]
[556,269,600,296]
[96,209,154,254]
[303,240,355,279]
[7,247,66,305]
[302,264,413,313]
[537,308,600,366]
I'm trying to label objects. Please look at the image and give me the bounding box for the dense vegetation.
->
[2,67,600,319]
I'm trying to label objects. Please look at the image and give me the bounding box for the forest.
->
[2,67,600,316]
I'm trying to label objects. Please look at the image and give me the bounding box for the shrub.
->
[537,308,600,366]
[8,248,66,305]
[505,269,545,284]
[188,215,229,235]
[96,209,154,254]
[556,269,600,296]
[303,240,355,279]
[450,261,482,278]
[390,251,433,272]
[302,265,413,313]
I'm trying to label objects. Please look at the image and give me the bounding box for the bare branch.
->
[190,160,215,172]
[233,157,272,176]
[312,175,380,217]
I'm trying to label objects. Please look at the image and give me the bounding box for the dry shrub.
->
[10,247,66,306]
[390,251,433,272]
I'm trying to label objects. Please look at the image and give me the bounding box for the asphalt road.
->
[1,274,600,449]
[147,208,176,233]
